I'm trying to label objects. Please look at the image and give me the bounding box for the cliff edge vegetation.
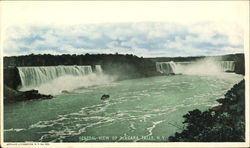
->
[168,79,245,142]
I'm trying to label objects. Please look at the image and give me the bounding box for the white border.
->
[0,1,249,148]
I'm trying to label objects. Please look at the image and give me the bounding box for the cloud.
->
[3,22,244,57]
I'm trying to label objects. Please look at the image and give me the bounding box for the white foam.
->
[20,73,115,95]
[146,120,164,136]
[4,128,25,132]
[156,58,236,76]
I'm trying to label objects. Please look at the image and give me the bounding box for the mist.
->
[175,58,226,76]
[19,73,116,95]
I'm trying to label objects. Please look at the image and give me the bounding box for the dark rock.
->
[209,105,223,112]
[4,67,21,90]
[22,89,53,100]
[101,94,110,100]
[61,90,74,94]
[4,85,52,103]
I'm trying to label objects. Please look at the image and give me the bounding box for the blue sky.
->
[3,22,243,57]
[1,1,246,57]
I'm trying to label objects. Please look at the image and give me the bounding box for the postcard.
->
[1,1,249,148]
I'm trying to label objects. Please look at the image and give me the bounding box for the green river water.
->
[4,74,243,142]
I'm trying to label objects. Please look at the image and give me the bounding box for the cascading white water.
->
[156,61,176,74]
[95,65,103,74]
[156,60,235,75]
[17,65,114,95]
[18,65,93,88]
[219,61,235,72]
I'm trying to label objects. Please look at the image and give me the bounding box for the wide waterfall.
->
[17,65,112,95]
[156,61,235,75]
[18,65,93,88]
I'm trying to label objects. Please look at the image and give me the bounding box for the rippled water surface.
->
[4,74,243,142]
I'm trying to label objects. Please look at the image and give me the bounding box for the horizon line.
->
[3,52,244,58]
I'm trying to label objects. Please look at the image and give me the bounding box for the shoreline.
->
[168,79,245,142]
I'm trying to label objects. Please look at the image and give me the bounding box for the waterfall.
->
[95,65,103,74]
[156,61,176,74]
[16,65,115,95]
[17,65,97,88]
[156,61,235,75]
[219,61,235,72]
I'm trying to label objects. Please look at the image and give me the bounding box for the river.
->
[4,73,243,142]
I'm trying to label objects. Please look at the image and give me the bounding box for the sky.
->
[1,1,249,57]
